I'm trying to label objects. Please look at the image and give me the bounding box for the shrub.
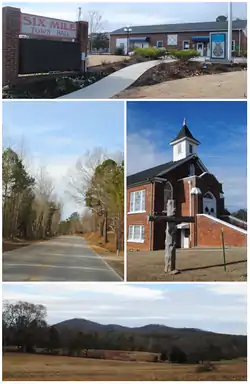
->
[170,49,200,61]
[241,50,247,57]
[115,47,125,56]
[133,47,166,59]
[160,351,168,361]
[195,362,216,373]
[155,48,167,58]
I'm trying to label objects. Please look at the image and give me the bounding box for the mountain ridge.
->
[53,317,245,337]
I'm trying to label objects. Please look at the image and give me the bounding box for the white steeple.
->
[169,119,200,162]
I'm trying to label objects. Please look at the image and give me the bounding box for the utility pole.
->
[78,7,82,21]
[227,2,232,61]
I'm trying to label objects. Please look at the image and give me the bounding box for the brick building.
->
[127,120,247,251]
[110,20,247,56]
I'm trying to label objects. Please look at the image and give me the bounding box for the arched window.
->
[163,182,173,211]
[203,191,217,217]
[204,192,214,199]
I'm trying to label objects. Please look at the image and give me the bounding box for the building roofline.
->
[110,20,247,35]
[127,179,152,188]
[170,137,200,146]
[127,154,207,188]
[157,154,200,177]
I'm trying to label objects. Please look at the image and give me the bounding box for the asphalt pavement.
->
[3,236,122,282]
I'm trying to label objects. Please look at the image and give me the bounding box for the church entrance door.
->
[180,228,190,248]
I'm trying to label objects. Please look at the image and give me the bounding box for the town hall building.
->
[127,120,247,251]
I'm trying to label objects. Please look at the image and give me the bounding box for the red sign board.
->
[20,13,77,39]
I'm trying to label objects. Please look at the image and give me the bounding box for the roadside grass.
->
[3,238,48,253]
[81,231,124,278]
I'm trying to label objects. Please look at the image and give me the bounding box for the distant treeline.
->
[3,301,247,364]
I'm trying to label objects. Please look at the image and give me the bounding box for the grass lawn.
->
[3,353,246,381]
[127,247,247,282]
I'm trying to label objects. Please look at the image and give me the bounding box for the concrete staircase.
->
[220,215,247,231]
[196,214,247,247]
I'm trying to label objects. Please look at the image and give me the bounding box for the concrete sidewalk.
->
[58,58,176,99]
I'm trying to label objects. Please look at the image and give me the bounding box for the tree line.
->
[68,148,124,252]
[3,301,246,364]
[3,148,61,240]
[3,147,124,253]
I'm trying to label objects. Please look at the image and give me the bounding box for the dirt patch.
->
[3,353,247,381]
[88,54,130,67]
[130,61,247,88]
[81,232,124,278]
[127,247,247,282]
[114,61,247,99]
[88,55,148,74]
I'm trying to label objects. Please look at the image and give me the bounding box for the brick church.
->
[127,120,247,250]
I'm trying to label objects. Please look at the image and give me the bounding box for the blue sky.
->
[3,2,247,32]
[3,101,124,218]
[2,282,247,335]
[127,101,247,212]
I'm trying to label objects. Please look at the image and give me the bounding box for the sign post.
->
[227,2,233,62]
[221,228,227,272]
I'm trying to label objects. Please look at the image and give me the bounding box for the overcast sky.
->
[2,101,124,219]
[4,2,247,31]
[3,282,247,335]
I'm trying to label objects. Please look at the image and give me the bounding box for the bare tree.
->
[88,11,105,52]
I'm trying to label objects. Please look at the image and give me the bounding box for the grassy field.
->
[88,54,129,67]
[3,353,247,381]
[127,247,247,282]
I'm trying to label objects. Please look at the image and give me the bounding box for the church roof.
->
[170,119,200,144]
[127,154,204,186]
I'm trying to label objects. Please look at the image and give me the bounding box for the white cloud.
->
[127,133,171,175]
[6,2,247,31]
[2,283,247,334]
[206,284,247,296]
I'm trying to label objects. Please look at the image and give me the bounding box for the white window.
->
[183,40,190,50]
[178,143,182,154]
[156,40,163,48]
[129,190,145,213]
[167,34,178,46]
[232,40,236,52]
[128,225,145,242]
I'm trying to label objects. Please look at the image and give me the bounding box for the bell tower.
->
[170,119,200,162]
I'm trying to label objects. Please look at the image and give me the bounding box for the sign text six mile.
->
[20,13,77,39]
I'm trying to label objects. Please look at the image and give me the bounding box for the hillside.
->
[54,318,247,362]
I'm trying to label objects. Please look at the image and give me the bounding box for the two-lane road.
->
[3,236,122,282]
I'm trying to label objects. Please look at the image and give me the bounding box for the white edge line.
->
[197,214,247,234]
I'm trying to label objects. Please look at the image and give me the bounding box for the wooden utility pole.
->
[165,200,177,273]
[148,200,195,274]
